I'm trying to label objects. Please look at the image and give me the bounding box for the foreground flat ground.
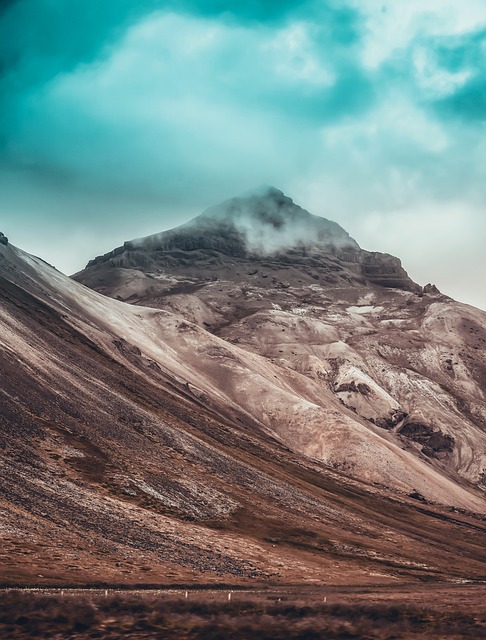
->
[1,583,485,639]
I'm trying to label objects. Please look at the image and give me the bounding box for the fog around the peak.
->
[194,188,359,255]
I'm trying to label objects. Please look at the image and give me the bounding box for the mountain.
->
[81,186,418,292]
[1,188,486,587]
[75,187,486,502]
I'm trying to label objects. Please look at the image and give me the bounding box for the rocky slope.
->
[76,187,486,505]
[1,188,486,587]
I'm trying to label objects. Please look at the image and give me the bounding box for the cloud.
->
[353,0,486,69]
[0,1,486,308]
[1,7,370,201]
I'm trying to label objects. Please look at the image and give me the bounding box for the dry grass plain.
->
[1,584,485,639]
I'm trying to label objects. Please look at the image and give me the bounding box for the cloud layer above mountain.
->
[1,1,486,307]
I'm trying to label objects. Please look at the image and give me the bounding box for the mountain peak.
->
[183,186,359,254]
[241,184,287,199]
[81,189,417,293]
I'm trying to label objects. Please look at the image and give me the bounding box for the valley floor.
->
[1,583,485,639]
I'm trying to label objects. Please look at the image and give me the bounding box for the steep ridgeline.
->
[74,187,486,509]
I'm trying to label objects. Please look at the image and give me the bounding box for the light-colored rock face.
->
[72,189,486,513]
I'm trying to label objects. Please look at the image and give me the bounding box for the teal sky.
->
[1,1,486,308]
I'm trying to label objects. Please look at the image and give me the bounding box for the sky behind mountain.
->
[1,1,486,308]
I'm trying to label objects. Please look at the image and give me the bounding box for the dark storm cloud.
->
[0,0,354,91]
[161,0,360,37]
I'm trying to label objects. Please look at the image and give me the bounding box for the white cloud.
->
[354,0,486,69]
[412,46,473,99]
[264,22,335,87]
[322,92,449,155]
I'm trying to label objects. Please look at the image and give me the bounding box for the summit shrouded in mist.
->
[127,186,359,259]
[80,186,417,293]
[185,186,360,255]
[86,186,359,267]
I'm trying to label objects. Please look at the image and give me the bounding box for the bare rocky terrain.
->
[76,187,486,509]
[1,187,486,590]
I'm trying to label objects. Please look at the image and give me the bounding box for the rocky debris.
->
[423,283,441,295]
[112,338,142,358]
[335,381,372,395]
[376,410,408,430]
[408,491,427,502]
[399,423,455,458]
[0,232,8,246]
